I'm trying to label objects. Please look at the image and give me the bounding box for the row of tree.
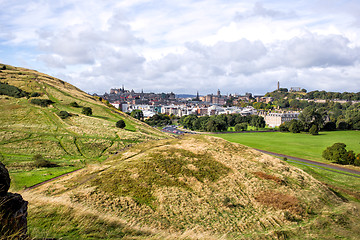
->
[144,113,172,127]
[179,114,265,132]
[305,90,360,101]
[266,89,360,101]
[280,104,360,133]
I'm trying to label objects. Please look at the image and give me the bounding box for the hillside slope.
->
[25,135,359,239]
[0,64,169,189]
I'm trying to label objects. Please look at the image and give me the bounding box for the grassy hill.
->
[24,135,360,239]
[1,64,359,239]
[0,63,169,189]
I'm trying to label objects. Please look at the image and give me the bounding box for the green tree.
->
[289,120,303,133]
[145,113,171,127]
[206,118,227,132]
[180,114,198,130]
[250,115,265,129]
[234,123,247,131]
[299,106,324,131]
[116,120,126,128]
[322,143,351,165]
[130,109,144,120]
[82,107,92,116]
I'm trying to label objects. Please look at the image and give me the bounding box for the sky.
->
[1,0,360,95]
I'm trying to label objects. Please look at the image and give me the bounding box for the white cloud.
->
[0,0,360,94]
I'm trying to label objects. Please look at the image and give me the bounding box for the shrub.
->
[57,111,70,119]
[82,107,92,116]
[337,121,348,130]
[116,120,126,128]
[309,125,319,135]
[33,154,58,168]
[0,82,29,98]
[30,92,40,97]
[355,154,360,166]
[322,143,355,165]
[70,101,80,108]
[279,122,289,132]
[30,99,54,107]
[323,121,336,131]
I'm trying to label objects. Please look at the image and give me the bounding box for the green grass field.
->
[212,131,360,163]
[0,64,168,192]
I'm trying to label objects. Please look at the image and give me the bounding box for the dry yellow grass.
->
[23,135,357,239]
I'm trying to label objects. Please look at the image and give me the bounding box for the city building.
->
[260,112,300,127]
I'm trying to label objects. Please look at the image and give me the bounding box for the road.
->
[162,126,192,135]
[254,148,360,178]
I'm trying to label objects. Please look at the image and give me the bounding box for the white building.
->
[263,112,300,127]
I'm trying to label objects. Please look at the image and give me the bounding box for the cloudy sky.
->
[1,0,360,95]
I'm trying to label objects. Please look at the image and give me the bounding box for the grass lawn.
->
[212,131,360,163]
[287,160,360,198]
[10,166,81,190]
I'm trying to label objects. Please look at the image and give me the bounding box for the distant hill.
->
[25,135,359,239]
[176,94,197,99]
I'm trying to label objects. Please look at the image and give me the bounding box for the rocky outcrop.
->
[0,162,10,196]
[0,162,28,238]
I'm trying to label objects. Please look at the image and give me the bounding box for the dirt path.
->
[254,148,360,178]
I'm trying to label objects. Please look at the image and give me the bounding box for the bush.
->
[323,121,336,131]
[70,101,80,108]
[279,122,290,132]
[57,111,70,119]
[82,107,92,116]
[116,120,126,128]
[30,99,54,107]
[0,82,29,98]
[33,154,58,168]
[355,154,360,166]
[30,92,40,97]
[322,143,355,165]
[309,125,319,135]
[337,121,348,130]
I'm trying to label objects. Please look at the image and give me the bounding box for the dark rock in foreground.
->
[0,162,10,196]
[0,161,28,238]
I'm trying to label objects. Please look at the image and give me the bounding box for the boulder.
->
[0,162,28,238]
[0,193,28,237]
[0,161,10,196]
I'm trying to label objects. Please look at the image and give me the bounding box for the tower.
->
[217,89,221,97]
[277,81,280,91]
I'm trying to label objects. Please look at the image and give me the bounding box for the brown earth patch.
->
[253,171,285,185]
[255,191,304,215]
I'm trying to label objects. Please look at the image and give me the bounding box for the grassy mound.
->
[25,135,359,239]
[0,64,169,190]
